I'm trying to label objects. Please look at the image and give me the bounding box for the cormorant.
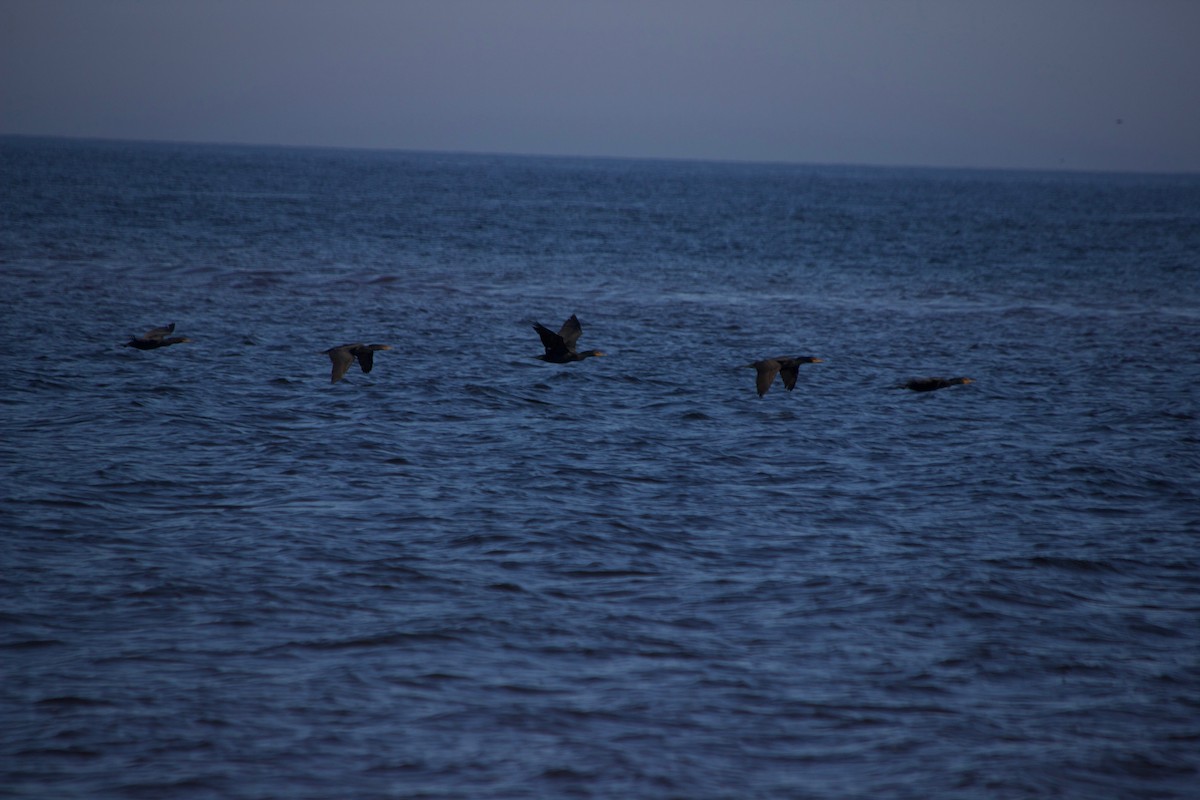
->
[746,356,822,397]
[532,315,605,363]
[123,323,192,350]
[323,343,392,383]
[901,377,973,392]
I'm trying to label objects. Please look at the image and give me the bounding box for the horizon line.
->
[2,131,1196,179]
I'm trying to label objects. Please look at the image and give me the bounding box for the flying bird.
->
[900,377,973,392]
[323,343,392,383]
[745,356,822,397]
[123,322,192,350]
[532,315,606,363]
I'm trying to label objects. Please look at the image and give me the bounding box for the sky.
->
[2,0,1198,173]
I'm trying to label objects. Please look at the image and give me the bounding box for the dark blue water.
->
[2,136,1198,799]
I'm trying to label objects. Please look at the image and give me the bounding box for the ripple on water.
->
[3,141,1199,799]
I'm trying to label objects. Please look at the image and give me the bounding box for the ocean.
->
[1,136,1198,798]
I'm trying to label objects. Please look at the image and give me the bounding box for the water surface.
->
[2,137,1198,798]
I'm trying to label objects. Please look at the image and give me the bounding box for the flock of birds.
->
[123,315,974,397]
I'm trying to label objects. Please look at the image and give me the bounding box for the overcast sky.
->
[2,0,1197,172]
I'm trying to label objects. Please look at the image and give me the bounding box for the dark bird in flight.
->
[900,376,973,392]
[123,322,192,350]
[532,315,606,363]
[323,343,392,383]
[745,356,822,397]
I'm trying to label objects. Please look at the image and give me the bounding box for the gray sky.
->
[2,0,1198,172]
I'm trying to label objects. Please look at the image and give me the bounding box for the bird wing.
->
[754,361,781,397]
[142,322,175,340]
[532,322,569,357]
[779,361,801,391]
[354,347,376,374]
[326,347,355,383]
[557,315,583,350]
